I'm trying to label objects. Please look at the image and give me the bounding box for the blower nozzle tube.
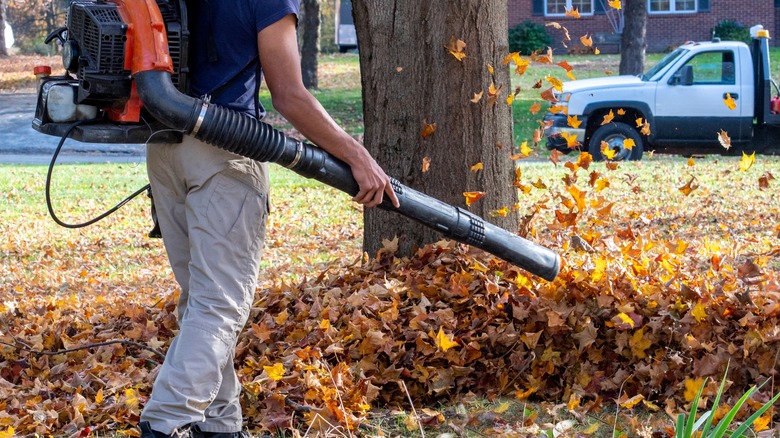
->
[135,71,560,281]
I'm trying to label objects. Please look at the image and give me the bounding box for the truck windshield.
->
[642,48,688,81]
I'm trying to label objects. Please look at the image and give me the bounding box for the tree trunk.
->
[619,0,647,75]
[353,0,518,258]
[0,0,8,57]
[300,0,320,89]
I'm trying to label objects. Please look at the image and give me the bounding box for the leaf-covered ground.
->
[1,152,779,437]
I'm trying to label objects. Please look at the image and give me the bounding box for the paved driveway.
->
[0,93,145,164]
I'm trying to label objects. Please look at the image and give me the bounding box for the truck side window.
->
[682,51,735,85]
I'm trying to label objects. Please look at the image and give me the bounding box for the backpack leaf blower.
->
[31,0,560,281]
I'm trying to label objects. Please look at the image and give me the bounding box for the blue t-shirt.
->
[188,0,300,117]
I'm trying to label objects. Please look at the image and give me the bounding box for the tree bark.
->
[0,0,9,57]
[353,0,518,258]
[619,0,647,75]
[300,0,320,89]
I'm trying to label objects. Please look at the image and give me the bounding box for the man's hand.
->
[350,155,400,208]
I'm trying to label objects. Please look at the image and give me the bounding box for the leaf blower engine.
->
[31,0,561,281]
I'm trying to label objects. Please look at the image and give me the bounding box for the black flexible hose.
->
[135,71,560,280]
[45,119,150,229]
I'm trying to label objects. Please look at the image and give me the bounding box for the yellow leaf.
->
[493,207,510,217]
[520,141,533,156]
[546,75,563,92]
[620,394,644,409]
[740,151,755,171]
[566,70,576,80]
[723,92,737,110]
[678,176,699,196]
[319,319,331,330]
[435,327,459,352]
[470,162,484,172]
[487,63,494,74]
[616,312,635,328]
[506,94,515,105]
[264,362,286,381]
[641,120,651,135]
[567,393,581,410]
[125,388,139,410]
[567,115,582,129]
[0,428,14,438]
[691,302,707,322]
[582,423,600,435]
[684,378,706,402]
[687,157,695,167]
[608,0,622,9]
[617,108,626,115]
[601,141,616,160]
[421,119,436,139]
[560,131,581,148]
[463,191,486,206]
[493,401,511,413]
[635,117,643,127]
[623,138,636,150]
[95,388,104,404]
[754,414,771,432]
[580,34,593,47]
[565,7,581,18]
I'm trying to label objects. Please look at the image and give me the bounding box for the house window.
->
[649,0,696,13]
[546,0,594,16]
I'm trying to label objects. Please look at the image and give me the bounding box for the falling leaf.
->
[487,63,494,74]
[396,66,403,72]
[641,121,651,136]
[567,115,582,129]
[608,0,622,9]
[601,141,616,160]
[557,60,573,72]
[519,141,532,157]
[492,207,510,217]
[422,156,431,172]
[635,117,643,127]
[601,110,615,125]
[565,7,581,18]
[549,104,566,114]
[739,151,755,171]
[560,132,581,149]
[264,363,286,381]
[530,102,542,114]
[687,157,695,167]
[470,91,484,103]
[506,94,515,105]
[623,138,636,150]
[617,108,626,115]
[678,176,699,196]
[532,79,543,89]
[470,162,484,172]
[421,119,436,139]
[540,87,559,103]
[758,171,775,190]
[580,34,593,47]
[717,130,731,149]
[546,75,563,92]
[445,36,467,61]
[723,93,737,110]
[604,69,614,75]
[566,70,576,80]
[533,127,544,145]
[487,82,503,105]
[550,149,563,165]
[463,191,486,206]
[434,327,459,352]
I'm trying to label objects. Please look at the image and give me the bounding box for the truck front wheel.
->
[588,122,643,161]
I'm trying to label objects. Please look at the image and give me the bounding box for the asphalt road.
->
[0,92,145,164]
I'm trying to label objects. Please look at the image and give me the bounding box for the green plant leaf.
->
[729,391,780,437]
[684,377,708,438]
[700,364,730,437]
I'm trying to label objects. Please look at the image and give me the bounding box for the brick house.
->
[507,0,778,53]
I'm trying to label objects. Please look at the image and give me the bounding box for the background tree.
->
[0,0,8,57]
[299,0,320,89]
[353,0,519,257]
[619,0,647,75]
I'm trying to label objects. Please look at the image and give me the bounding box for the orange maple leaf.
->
[530,102,542,114]
[580,34,593,47]
[565,7,581,18]
[540,87,559,103]
[678,176,699,196]
[421,119,437,139]
[567,115,582,129]
[601,109,615,125]
[546,75,563,92]
[463,191,486,206]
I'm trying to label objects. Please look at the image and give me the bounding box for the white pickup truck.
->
[544,25,780,160]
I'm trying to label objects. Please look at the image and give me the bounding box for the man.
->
[139,1,399,437]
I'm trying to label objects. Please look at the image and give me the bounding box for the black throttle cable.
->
[45,119,150,229]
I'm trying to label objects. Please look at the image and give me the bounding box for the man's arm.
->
[257,14,399,209]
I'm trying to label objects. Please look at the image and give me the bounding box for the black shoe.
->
[139,421,194,438]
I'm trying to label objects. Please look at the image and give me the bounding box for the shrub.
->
[508,21,553,55]
[712,20,750,44]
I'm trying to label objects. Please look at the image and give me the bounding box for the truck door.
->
[654,50,747,143]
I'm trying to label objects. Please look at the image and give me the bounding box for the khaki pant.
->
[141,136,269,435]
